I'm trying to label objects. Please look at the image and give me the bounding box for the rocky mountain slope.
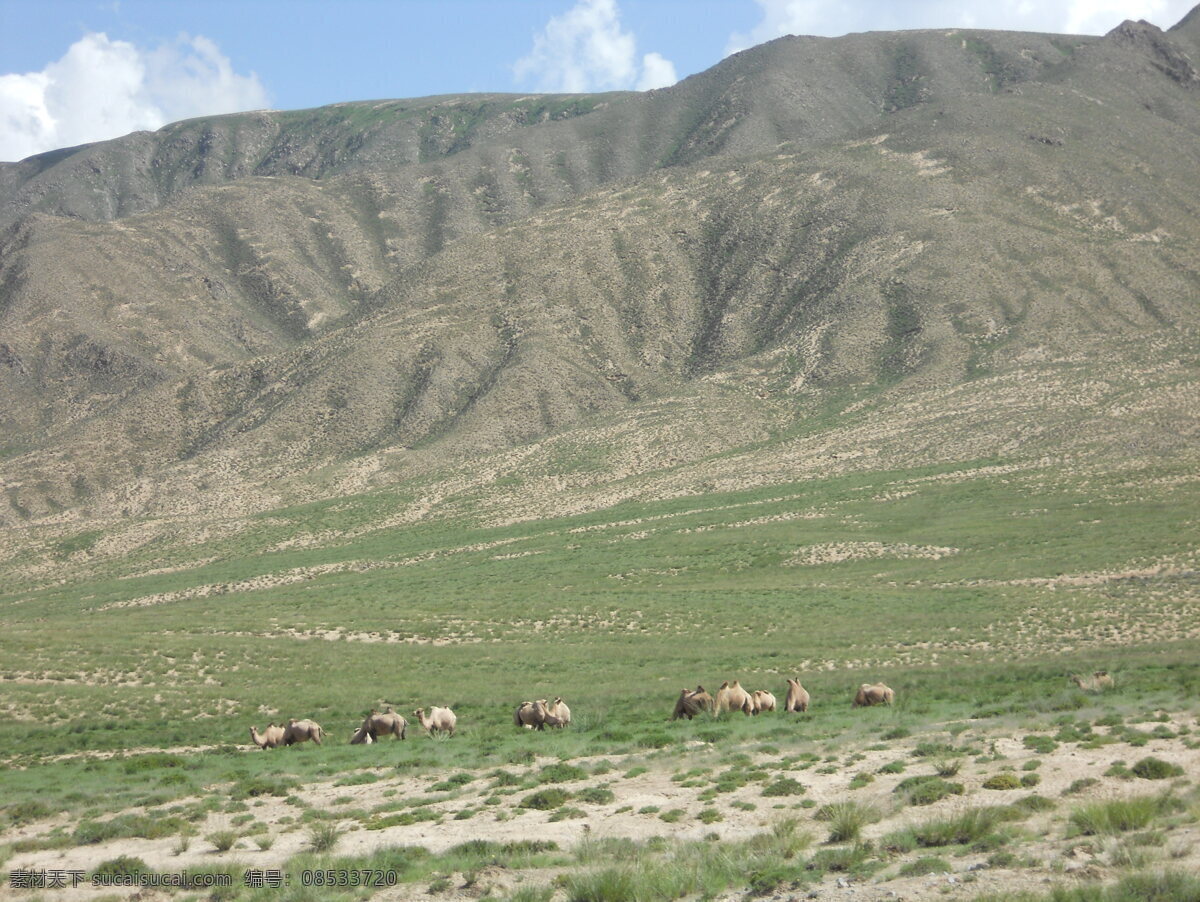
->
[1,9,1198,531]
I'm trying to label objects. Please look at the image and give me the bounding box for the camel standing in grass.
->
[250,723,285,750]
[672,686,714,720]
[414,706,457,737]
[515,700,545,729]
[350,725,374,744]
[852,683,895,708]
[544,697,571,728]
[752,690,776,714]
[784,678,810,713]
[365,708,407,740]
[282,718,324,745]
[714,680,753,716]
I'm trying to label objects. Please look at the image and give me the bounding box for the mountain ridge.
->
[1,9,1198,536]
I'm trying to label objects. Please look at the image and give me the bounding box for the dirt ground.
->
[5,713,1199,901]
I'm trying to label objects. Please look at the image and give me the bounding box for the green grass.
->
[0,456,1197,846]
[814,801,879,843]
[1069,794,1182,836]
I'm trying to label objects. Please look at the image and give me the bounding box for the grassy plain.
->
[2,452,1198,899]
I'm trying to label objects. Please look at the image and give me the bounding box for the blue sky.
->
[1,0,1196,161]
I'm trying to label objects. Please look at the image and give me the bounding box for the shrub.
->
[4,800,52,824]
[1130,757,1184,780]
[206,830,239,852]
[747,862,809,895]
[430,772,473,791]
[1064,777,1100,795]
[894,776,964,806]
[898,856,951,877]
[307,822,339,852]
[982,773,1022,790]
[575,787,616,805]
[913,742,957,758]
[1070,794,1180,835]
[762,778,806,797]
[122,753,186,773]
[815,801,878,843]
[878,760,906,774]
[1021,773,1041,787]
[520,788,572,810]
[92,856,149,879]
[934,758,963,777]
[1023,735,1058,754]
[231,776,298,799]
[563,867,636,902]
[912,808,1007,847]
[658,809,684,823]
[698,808,722,824]
[806,843,878,877]
[73,814,185,844]
[539,763,587,784]
[1011,794,1055,814]
[849,772,874,790]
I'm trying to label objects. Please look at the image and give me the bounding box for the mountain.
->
[1,8,1198,546]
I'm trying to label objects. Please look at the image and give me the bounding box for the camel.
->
[1071,671,1115,692]
[672,685,714,720]
[282,718,324,745]
[852,683,895,708]
[784,678,810,713]
[545,697,571,728]
[414,706,457,737]
[752,690,776,714]
[714,680,753,716]
[361,707,407,740]
[249,723,284,750]
[349,725,374,744]
[514,700,546,730]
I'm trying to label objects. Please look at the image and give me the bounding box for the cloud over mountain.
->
[514,0,677,92]
[0,32,268,162]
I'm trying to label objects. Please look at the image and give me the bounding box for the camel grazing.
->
[1071,671,1115,692]
[784,678,810,713]
[282,718,324,745]
[515,700,546,730]
[414,706,457,737]
[672,685,715,720]
[249,723,284,750]
[752,690,776,714]
[852,683,895,708]
[362,707,407,740]
[350,725,374,744]
[714,680,753,716]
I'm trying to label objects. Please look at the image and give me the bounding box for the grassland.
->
[2,451,1198,899]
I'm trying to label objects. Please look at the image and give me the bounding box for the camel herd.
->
[673,679,892,720]
[248,671,1112,751]
[247,681,896,751]
[249,705,456,750]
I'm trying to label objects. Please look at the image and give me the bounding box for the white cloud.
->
[637,52,678,91]
[0,32,268,162]
[514,0,678,93]
[725,0,1198,57]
